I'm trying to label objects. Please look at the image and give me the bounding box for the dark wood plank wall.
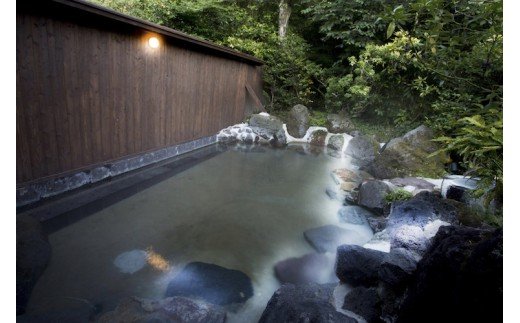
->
[16,7,263,184]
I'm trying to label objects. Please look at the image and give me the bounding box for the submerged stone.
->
[113,250,147,274]
[274,253,338,285]
[165,262,253,306]
[98,296,226,323]
[304,225,370,253]
[337,206,373,225]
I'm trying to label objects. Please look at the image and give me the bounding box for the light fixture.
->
[148,36,160,49]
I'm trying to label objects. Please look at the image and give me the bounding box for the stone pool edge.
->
[16,135,218,208]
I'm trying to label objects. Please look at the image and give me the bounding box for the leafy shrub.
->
[431,111,503,209]
[384,189,413,203]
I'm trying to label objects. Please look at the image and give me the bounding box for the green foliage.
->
[431,110,503,208]
[308,110,328,127]
[302,0,389,50]
[384,189,414,203]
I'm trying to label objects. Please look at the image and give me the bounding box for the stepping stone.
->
[113,250,147,274]
[165,262,253,306]
[304,225,370,253]
[274,253,338,285]
[337,206,373,225]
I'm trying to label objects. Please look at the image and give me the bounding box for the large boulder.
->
[369,125,448,179]
[304,225,370,253]
[357,180,394,214]
[274,253,338,285]
[345,135,380,167]
[249,113,287,146]
[343,287,383,323]
[98,296,226,323]
[336,245,418,289]
[165,262,253,306]
[326,113,354,133]
[17,215,52,315]
[259,283,356,323]
[378,248,418,289]
[397,226,502,323]
[286,104,310,138]
[335,245,386,286]
[387,191,458,229]
[386,192,459,257]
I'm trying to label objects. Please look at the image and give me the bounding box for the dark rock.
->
[397,226,502,323]
[336,245,418,289]
[165,262,253,306]
[335,245,386,286]
[259,283,356,323]
[17,215,52,315]
[379,285,406,323]
[327,134,345,151]
[274,253,338,284]
[345,135,379,167]
[389,177,435,190]
[326,113,354,133]
[369,125,448,179]
[446,185,467,201]
[343,287,383,323]
[367,216,388,233]
[98,296,226,323]
[378,248,418,288]
[357,180,393,213]
[249,114,287,146]
[309,129,328,146]
[337,206,373,225]
[387,191,459,230]
[286,104,310,138]
[304,225,369,253]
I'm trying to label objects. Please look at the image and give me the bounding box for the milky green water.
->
[26,144,372,322]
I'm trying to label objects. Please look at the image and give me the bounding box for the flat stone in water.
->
[338,206,373,225]
[165,262,253,306]
[304,225,370,253]
[274,253,338,285]
[113,250,147,274]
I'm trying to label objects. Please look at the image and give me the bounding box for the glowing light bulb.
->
[148,37,160,49]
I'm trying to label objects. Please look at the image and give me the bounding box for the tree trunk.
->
[278,0,291,39]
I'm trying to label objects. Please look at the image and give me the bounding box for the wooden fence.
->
[17,0,264,185]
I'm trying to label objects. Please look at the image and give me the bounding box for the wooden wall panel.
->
[16,5,263,184]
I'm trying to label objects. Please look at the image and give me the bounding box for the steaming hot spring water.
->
[25,137,379,322]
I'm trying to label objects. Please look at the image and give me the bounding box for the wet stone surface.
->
[165,262,254,307]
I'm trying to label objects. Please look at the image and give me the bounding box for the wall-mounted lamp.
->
[148,36,160,49]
